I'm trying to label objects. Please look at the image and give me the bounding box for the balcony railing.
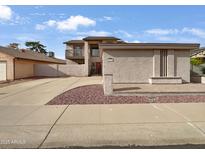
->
[66,49,84,59]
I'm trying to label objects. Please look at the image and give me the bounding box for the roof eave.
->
[14,57,66,64]
[99,43,200,50]
[83,36,121,41]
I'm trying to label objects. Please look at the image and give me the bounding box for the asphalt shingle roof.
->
[0,46,66,64]
[83,36,121,41]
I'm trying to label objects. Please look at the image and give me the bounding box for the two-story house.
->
[63,36,200,95]
[64,36,122,76]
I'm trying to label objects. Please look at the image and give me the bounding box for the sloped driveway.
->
[0,77,102,106]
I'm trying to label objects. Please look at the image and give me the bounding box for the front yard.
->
[47,84,205,105]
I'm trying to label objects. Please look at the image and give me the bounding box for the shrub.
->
[191,58,204,65]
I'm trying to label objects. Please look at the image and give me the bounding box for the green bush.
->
[191,58,204,65]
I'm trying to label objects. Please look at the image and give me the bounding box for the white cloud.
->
[35,20,56,30]
[45,20,56,27]
[0,6,29,25]
[71,36,85,40]
[35,24,46,30]
[56,15,96,31]
[157,36,173,41]
[153,35,199,43]
[132,40,141,43]
[30,13,46,16]
[182,27,205,38]
[115,30,133,38]
[15,34,41,42]
[98,16,113,22]
[145,28,179,35]
[36,15,96,31]
[34,6,44,9]
[0,5,12,21]
[103,16,112,21]
[144,27,205,42]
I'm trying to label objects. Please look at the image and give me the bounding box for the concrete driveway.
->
[0,77,102,105]
[1,77,205,148]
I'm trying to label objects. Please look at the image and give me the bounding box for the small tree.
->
[8,43,19,49]
[25,41,47,54]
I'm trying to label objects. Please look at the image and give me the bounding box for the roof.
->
[100,43,200,50]
[63,40,84,44]
[83,36,121,41]
[0,46,66,64]
[191,47,205,56]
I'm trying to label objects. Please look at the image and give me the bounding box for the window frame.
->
[73,45,83,57]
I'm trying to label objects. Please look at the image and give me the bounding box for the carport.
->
[0,46,65,81]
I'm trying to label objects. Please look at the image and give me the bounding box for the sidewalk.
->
[1,103,205,148]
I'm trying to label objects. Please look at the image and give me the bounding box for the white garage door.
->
[0,61,6,81]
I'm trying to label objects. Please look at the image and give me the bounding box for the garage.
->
[0,46,66,81]
[0,61,6,81]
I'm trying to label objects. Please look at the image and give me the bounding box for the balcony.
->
[66,49,84,60]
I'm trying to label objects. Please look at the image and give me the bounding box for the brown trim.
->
[100,43,200,50]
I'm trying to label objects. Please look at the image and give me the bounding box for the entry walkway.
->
[113,83,205,95]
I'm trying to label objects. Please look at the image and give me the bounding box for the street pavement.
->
[0,77,205,148]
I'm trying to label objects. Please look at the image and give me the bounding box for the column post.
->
[103,74,113,95]
[153,49,160,77]
[167,49,175,77]
[84,41,89,76]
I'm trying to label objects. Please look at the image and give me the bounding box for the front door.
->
[91,62,102,75]
[96,62,102,75]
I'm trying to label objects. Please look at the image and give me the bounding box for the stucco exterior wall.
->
[0,52,14,81]
[175,50,190,82]
[90,57,101,63]
[84,41,90,76]
[34,63,86,77]
[65,44,73,59]
[103,49,154,83]
[14,59,34,79]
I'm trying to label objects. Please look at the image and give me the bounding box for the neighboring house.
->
[64,36,123,76]
[191,47,205,59]
[0,46,65,81]
[190,47,205,81]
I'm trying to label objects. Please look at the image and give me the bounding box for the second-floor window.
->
[74,45,83,56]
[90,46,100,57]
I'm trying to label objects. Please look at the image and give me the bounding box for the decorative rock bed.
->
[47,84,205,105]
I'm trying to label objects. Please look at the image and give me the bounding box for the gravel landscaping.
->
[47,84,205,105]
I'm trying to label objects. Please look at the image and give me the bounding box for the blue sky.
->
[1,5,205,59]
